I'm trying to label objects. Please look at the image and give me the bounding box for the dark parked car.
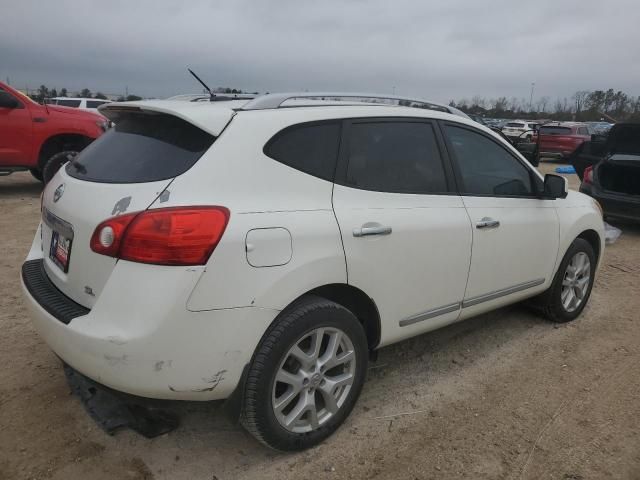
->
[570,123,640,222]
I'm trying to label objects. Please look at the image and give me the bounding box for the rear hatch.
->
[40,104,232,308]
[598,154,640,196]
[539,126,578,153]
[595,123,640,196]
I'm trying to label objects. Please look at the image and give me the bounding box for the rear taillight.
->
[583,166,593,185]
[90,206,230,266]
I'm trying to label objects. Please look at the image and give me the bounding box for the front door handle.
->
[476,217,500,229]
[353,224,392,237]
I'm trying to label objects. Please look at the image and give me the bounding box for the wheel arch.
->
[308,283,381,350]
[274,283,381,351]
[576,228,602,264]
[37,134,93,170]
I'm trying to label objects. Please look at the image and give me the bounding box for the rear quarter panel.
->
[152,111,348,311]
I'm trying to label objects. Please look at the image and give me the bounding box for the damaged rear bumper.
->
[21,252,279,401]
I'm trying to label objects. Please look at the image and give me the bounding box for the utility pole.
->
[529,82,535,112]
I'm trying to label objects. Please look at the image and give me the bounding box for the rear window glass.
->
[55,99,81,108]
[540,126,572,135]
[264,122,341,181]
[66,112,215,183]
[505,123,524,128]
[86,100,108,108]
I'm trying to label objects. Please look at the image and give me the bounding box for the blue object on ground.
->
[555,166,576,174]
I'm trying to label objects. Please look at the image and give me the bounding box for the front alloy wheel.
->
[560,252,591,313]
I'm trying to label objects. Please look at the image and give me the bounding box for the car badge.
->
[53,183,65,203]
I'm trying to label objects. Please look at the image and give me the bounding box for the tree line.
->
[449,88,640,122]
[28,85,142,103]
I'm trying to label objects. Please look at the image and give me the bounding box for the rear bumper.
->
[22,250,279,401]
[580,184,640,222]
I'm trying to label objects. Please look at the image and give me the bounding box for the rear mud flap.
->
[64,364,179,438]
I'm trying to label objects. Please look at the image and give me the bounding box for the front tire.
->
[534,238,596,322]
[240,296,368,451]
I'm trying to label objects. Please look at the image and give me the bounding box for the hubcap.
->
[561,252,591,313]
[272,327,356,433]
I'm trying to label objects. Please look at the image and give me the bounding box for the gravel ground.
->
[1,164,639,480]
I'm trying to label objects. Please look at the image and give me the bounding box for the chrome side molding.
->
[399,278,545,327]
[462,278,545,308]
[399,302,461,327]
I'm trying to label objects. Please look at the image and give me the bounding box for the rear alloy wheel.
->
[241,296,368,451]
[272,327,356,433]
[534,238,596,322]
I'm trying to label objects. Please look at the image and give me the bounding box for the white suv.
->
[502,120,539,141]
[22,93,604,451]
[50,97,113,113]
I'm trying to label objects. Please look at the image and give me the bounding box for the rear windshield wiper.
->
[69,157,87,174]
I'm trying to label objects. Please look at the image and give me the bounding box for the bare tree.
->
[537,96,550,113]
[572,90,590,117]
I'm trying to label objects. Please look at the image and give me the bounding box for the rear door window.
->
[264,122,341,181]
[66,111,215,183]
[344,121,448,194]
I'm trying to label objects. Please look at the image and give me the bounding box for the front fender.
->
[554,193,605,275]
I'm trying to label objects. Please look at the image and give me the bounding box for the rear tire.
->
[533,238,596,323]
[43,151,77,184]
[29,168,43,182]
[240,295,368,451]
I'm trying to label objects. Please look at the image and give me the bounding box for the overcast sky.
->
[2,0,639,103]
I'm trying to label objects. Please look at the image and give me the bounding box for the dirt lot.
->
[1,165,639,480]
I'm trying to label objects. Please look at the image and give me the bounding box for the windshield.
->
[66,111,215,183]
[505,123,524,128]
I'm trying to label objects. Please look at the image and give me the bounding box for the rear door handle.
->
[353,225,392,237]
[476,217,500,229]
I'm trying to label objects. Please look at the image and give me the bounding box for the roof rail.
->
[239,92,454,113]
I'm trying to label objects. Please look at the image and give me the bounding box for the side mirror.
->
[543,174,568,199]
[0,91,19,109]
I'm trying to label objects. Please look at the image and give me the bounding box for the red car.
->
[0,82,108,183]
[538,123,591,160]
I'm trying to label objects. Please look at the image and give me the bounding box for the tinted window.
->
[346,122,447,194]
[578,127,589,135]
[265,122,340,181]
[539,126,572,135]
[506,123,524,128]
[66,112,214,183]
[55,99,81,108]
[86,100,108,108]
[445,125,533,196]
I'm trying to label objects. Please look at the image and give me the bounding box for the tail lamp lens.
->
[90,206,230,266]
[583,166,593,185]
